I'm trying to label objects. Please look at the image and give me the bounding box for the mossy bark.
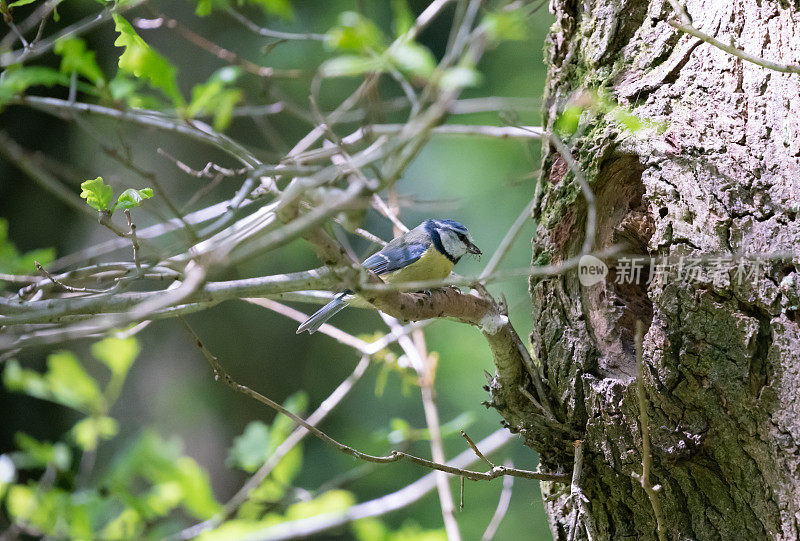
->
[491,0,800,539]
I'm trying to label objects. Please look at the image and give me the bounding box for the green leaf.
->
[195,0,213,16]
[285,490,355,521]
[188,67,243,131]
[70,416,118,451]
[439,66,482,91]
[8,0,38,7]
[54,37,106,86]
[227,421,270,473]
[390,0,413,37]
[13,433,72,471]
[6,485,37,523]
[45,350,105,414]
[108,431,221,520]
[113,187,153,211]
[556,104,583,136]
[80,177,114,211]
[325,11,384,52]
[91,336,139,378]
[4,352,104,414]
[483,10,528,43]
[101,508,143,540]
[320,55,384,77]
[0,66,69,105]
[388,41,436,78]
[244,0,293,19]
[227,392,306,478]
[113,14,185,107]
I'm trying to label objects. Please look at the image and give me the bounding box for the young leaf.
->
[390,0,414,37]
[195,0,213,16]
[13,433,72,471]
[439,66,482,91]
[246,0,294,19]
[54,37,106,86]
[227,421,271,473]
[70,417,119,451]
[113,187,153,211]
[0,66,69,105]
[91,336,140,378]
[113,14,185,107]
[4,352,104,415]
[325,11,384,52]
[483,10,528,43]
[80,177,114,211]
[187,67,243,131]
[388,41,436,79]
[44,351,105,414]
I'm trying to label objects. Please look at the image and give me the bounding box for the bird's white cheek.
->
[440,232,466,258]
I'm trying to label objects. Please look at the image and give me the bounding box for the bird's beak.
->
[467,242,482,255]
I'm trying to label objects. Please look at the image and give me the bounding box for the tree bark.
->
[491,0,800,538]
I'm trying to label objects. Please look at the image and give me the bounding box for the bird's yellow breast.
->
[381,246,454,284]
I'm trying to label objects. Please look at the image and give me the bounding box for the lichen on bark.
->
[489,0,800,538]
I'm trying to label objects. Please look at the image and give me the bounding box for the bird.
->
[297,219,481,334]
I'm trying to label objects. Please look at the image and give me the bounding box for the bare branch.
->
[368,124,543,139]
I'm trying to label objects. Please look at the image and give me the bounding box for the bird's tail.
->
[296,292,351,334]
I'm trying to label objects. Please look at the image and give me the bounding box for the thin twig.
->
[240,429,520,541]
[33,261,107,295]
[174,318,371,540]
[187,324,568,482]
[666,0,800,74]
[123,210,141,272]
[15,96,261,167]
[226,7,327,41]
[461,430,495,468]
[632,320,666,541]
[368,124,543,139]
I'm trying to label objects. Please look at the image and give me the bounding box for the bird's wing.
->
[362,241,428,275]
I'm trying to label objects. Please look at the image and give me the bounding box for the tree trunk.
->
[494,0,800,538]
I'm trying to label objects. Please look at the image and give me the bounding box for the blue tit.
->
[297,219,481,334]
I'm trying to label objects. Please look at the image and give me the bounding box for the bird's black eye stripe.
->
[456,232,467,242]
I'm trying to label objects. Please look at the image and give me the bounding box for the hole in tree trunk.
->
[582,154,655,378]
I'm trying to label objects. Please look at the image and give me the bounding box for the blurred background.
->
[0,1,554,538]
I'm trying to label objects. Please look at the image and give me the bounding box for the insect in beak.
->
[467,242,482,255]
